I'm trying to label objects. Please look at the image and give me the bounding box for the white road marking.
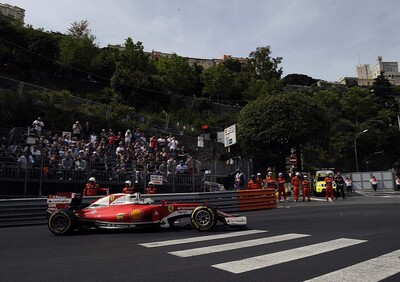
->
[169,233,310,257]
[139,229,267,248]
[212,238,366,274]
[305,249,400,282]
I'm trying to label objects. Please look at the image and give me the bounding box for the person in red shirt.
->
[145,181,157,194]
[83,177,107,196]
[291,172,301,202]
[247,175,262,189]
[276,173,287,202]
[256,173,264,188]
[324,173,335,202]
[266,172,276,190]
[302,174,311,202]
[122,180,135,194]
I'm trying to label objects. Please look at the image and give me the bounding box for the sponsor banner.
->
[150,175,163,185]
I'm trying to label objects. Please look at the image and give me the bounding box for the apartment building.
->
[0,3,25,22]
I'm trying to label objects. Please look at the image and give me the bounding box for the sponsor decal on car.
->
[129,209,144,221]
[116,213,124,221]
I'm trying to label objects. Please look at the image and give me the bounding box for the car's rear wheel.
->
[48,209,77,235]
[190,206,217,232]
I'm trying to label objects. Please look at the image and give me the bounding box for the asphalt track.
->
[1,191,400,282]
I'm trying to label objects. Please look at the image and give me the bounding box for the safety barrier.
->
[0,189,276,228]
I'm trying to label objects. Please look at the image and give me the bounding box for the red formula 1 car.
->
[47,192,247,235]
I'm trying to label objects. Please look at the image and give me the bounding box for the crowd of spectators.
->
[0,117,196,182]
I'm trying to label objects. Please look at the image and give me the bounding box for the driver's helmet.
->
[329,173,334,177]
[295,172,301,176]
[125,180,132,186]
[303,174,308,179]
[148,181,154,186]
[89,177,96,182]
[278,173,283,177]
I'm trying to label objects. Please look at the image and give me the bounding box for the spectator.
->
[32,117,44,137]
[157,135,167,151]
[17,153,34,170]
[61,153,74,180]
[334,172,346,199]
[345,177,353,193]
[231,169,245,190]
[166,157,176,176]
[370,176,378,191]
[82,121,92,142]
[396,175,400,191]
[75,155,87,171]
[176,160,188,174]
[125,129,132,147]
[72,121,82,139]
[30,145,42,165]
[116,141,125,156]
[133,128,142,142]
[149,135,157,154]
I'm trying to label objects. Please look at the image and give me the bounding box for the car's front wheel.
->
[190,206,217,232]
[48,209,77,235]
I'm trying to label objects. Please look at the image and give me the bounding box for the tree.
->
[340,87,378,123]
[246,46,283,82]
[111,37,163,111]
[201,64,236,100]
[156,53,195,96]
[237,91,328,168]
[282,74,318,86]
[67,20,96,42]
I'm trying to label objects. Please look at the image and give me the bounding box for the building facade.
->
[339,56,400,86]
[0,3,25,22]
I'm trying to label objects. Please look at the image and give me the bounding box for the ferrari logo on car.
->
[168,206,174,213]
[109,195,115,204]
[129,209,144,221]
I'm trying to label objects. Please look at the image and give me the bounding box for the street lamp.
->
[354,129,368,172]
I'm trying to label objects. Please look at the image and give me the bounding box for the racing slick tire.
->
[190,206,217,232]
[48,209,77,235]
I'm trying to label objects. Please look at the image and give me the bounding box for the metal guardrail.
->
[0,189,276,228]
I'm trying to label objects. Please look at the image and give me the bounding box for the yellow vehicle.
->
[313,170,336,196]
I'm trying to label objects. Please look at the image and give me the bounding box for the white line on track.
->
[305,249,400,282]
[169,233,310,257]
[139,229,267,248]
[212,238,366,274]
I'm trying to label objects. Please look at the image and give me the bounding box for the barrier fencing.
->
[0,189,277,228]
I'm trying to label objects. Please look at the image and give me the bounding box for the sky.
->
[6,0,400,82]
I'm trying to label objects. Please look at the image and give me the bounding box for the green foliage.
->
[282,74,318,86]
[237,91,328,161]
[246,46,283,81]
[156,53,195,96]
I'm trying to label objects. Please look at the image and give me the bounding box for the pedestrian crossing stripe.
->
[169,233,310,258]
[139,229,267,248]
[305,249,400,282]
[212,238,366,274]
